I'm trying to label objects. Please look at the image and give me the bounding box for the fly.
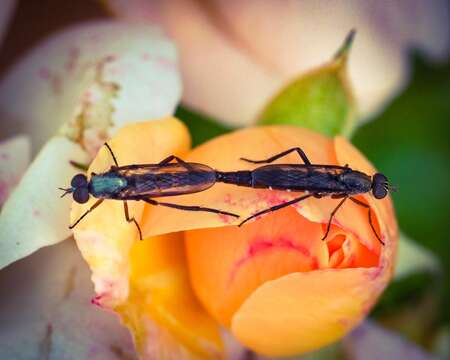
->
[214,147,395,245]
[60,143,239,240]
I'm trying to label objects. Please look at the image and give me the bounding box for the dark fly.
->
[59,143,239,240]
[214,147,395,245]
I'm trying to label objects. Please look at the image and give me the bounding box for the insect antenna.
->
[385,183,397,193]
[58,187,72,198]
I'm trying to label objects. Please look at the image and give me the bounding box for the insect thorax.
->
[90,174,128,197]
[338,171,372,194]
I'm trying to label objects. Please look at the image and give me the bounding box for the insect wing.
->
[114,163,216,198]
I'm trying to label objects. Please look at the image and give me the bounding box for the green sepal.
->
[257,30,356,137]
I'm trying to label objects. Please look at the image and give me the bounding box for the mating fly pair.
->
[60,144,394,244]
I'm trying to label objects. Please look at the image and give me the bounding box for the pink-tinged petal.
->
[73,119,228,358]
[0,240,135,360]
[72,118,191,308]
[0,0,15,46]
[230,269,385,356]
[0,20,181,154]
[344,321,440,360]
[0,135,30,206]
[108,0,449,125]
[0,137,88,269]
[171,126,398,356]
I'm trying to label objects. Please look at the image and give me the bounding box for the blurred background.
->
[0,1,448,358]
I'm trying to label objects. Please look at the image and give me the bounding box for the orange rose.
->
[72,117,398,358]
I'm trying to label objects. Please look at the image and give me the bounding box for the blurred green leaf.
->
[431,326,450,359]
[258,30,356,137]
[353,53,450,322]
[395,233,441,280]
[175,106,233,147]
[372,272,438,319]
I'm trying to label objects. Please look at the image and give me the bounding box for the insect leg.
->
[69,199,104,229]
[123,201,143,241]
[239,194,312,227]
[322,196,348,241]
[141,198,240,218]
[158,155,194,170]
[349,197,385,245]
[104,142,119,166]
[240,147,311,165]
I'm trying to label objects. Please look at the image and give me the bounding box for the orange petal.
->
[72,117,190,307]
[72,119,223,358]
[116,233,223,359]
[185,207,329,327]
[178,126,398,356]
[230,268,385,356]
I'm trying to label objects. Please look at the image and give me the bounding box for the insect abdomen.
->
[252,165,348,193]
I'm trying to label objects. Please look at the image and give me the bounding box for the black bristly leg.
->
[123,201,143,241]
[239,194,312,227]
[322,196,348,241]
[157,155,194,170]
[349,197,385,245]
[141,198,239,218]
[69,199,104,229]
[104,142,119,166]
[240,147,312,166]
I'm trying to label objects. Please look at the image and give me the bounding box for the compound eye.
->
[373,173,387,184]
[373,183,387,199]
[73,187,89,203]
[71,174,88,188]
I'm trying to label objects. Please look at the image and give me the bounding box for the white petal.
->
[0,239,135,360]
[0,20,181,154]
[0,135,30,206]
[394,233,441,280]
[0,136,88,269]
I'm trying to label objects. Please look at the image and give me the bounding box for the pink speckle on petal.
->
[155,55,175,70]
[51,75,62,95]
[37,67,63,95]
[91,295,104,308]
[108,67,119,76]
[258,190,284,207]
[218,213,233,224]
[33,209,40,217]
[367,266,383,281]
[65,47,80,72]
[228,237,313,284]
[141,52,151,61]
[38,67,51,80]
[0,152,9,160]
[104,55,117,63]
[90,33,100,42]
[0,180,8,205]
